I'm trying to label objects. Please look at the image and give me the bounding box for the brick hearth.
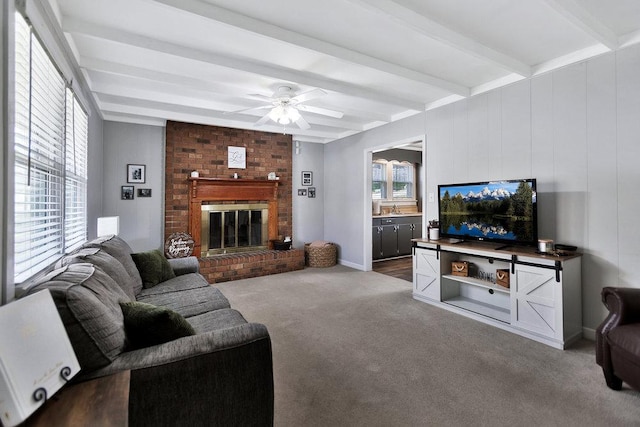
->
[200,249,305,283]
[165,121,304,283]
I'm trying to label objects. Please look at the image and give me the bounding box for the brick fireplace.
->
[165,121,304,283]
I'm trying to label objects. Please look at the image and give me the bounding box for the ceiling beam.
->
[63,16,427,111]
[95,93,359,137]
[541,0,618,50]
[80,56,394,123]
[345,0,531,77]
[151,0,469,96]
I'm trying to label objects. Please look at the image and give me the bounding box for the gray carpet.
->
[216,265,640,426]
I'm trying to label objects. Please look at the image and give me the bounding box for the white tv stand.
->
[412,238,582,349]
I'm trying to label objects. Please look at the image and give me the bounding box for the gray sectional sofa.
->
[22,235,273,426]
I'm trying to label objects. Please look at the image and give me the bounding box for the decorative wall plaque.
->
[164,232,195,258]
[228,146,246,169]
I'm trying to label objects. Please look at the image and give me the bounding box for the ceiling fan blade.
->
[254,113,272,126]
[291,88,326,104]
[224,105,271,115]
[247,93,275,102]
[295,114,311,130]
[297,104,344,119]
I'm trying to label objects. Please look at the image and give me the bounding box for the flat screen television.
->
[438,178,538,246]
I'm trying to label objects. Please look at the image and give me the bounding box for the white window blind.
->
[65,90,88,252]
[13,12,88,283]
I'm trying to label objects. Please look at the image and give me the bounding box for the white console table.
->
[412,239,582,349]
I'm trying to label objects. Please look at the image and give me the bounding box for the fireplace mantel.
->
[188,178,279,256]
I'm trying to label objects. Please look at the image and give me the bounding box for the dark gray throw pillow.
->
[120,301,195,350]
[131,249,176,288]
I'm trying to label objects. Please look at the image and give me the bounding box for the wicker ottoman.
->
[305,242,337,267]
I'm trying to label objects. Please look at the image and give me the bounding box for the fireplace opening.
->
[201,203,269,256]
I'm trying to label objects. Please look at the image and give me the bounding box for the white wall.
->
[292,141,324,247]
[325,44,640,332]
[102,122,165,252]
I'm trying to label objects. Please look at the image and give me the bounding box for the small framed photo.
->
[298,189,307,196]
[121,185,134,200]
[127,164,146,183]
[308,187,316,198]
[301,171,313,186]
[137,188,152,197]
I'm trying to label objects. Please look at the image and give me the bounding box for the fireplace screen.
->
[201,203,269,256]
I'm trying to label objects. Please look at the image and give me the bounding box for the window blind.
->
[13,12,88,283]
[65,90,88,252]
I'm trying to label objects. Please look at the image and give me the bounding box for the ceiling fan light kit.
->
[230,85,343,131]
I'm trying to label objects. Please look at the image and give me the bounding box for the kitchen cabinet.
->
[373,215,421,259]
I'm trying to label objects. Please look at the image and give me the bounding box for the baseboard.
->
[338,259,365,271]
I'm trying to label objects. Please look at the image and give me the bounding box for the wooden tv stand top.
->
[412,238,582,261]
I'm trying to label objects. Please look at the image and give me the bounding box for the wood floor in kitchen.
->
[372,256,412,282]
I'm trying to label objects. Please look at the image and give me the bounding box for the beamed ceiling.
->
[44,0,640,143]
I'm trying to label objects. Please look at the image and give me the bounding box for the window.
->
[372,162,387,200]
[372,160,416,201]
[13,12,88,283]
[392,163,414,198]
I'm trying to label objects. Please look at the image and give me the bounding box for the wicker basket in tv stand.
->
[412,238,582,349]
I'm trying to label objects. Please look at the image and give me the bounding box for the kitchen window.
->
[13,12,88,283]
[372,160,416,201]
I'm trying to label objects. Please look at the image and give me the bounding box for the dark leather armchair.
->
[596,287,640,391]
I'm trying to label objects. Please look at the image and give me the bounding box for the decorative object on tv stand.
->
[127,164,145,183]
[190,171,199,178]
[0,289,81,427]
[538,239,554,253]
[428,219,440,240]
[496,269,510,288]
[451,261,469,277]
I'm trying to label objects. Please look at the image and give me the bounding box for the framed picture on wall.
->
[301,171,312,186]
[127,164,146,183]
[138,188,152,197]
[121,185,134,200]
[308,187,316,198]
[298,189,307,196]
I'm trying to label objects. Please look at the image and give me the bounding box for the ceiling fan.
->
[229,86,344,130]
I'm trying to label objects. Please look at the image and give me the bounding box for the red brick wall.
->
[164,121,303,283]
[165,120,293,241]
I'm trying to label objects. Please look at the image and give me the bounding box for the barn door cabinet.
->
[412,239,582,349]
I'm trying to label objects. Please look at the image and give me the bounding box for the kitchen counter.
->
[373,213,422,218]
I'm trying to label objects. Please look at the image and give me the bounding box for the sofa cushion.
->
[26,263,128,371]
[136,276,230,318]
[57,247,136,300]
[120,301,196,350]
[186,308,247,334]
[84,235,144,295]
[136,272,209,296]
[131,249,176,289]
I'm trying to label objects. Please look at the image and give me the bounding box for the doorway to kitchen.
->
[364,136,425,273]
